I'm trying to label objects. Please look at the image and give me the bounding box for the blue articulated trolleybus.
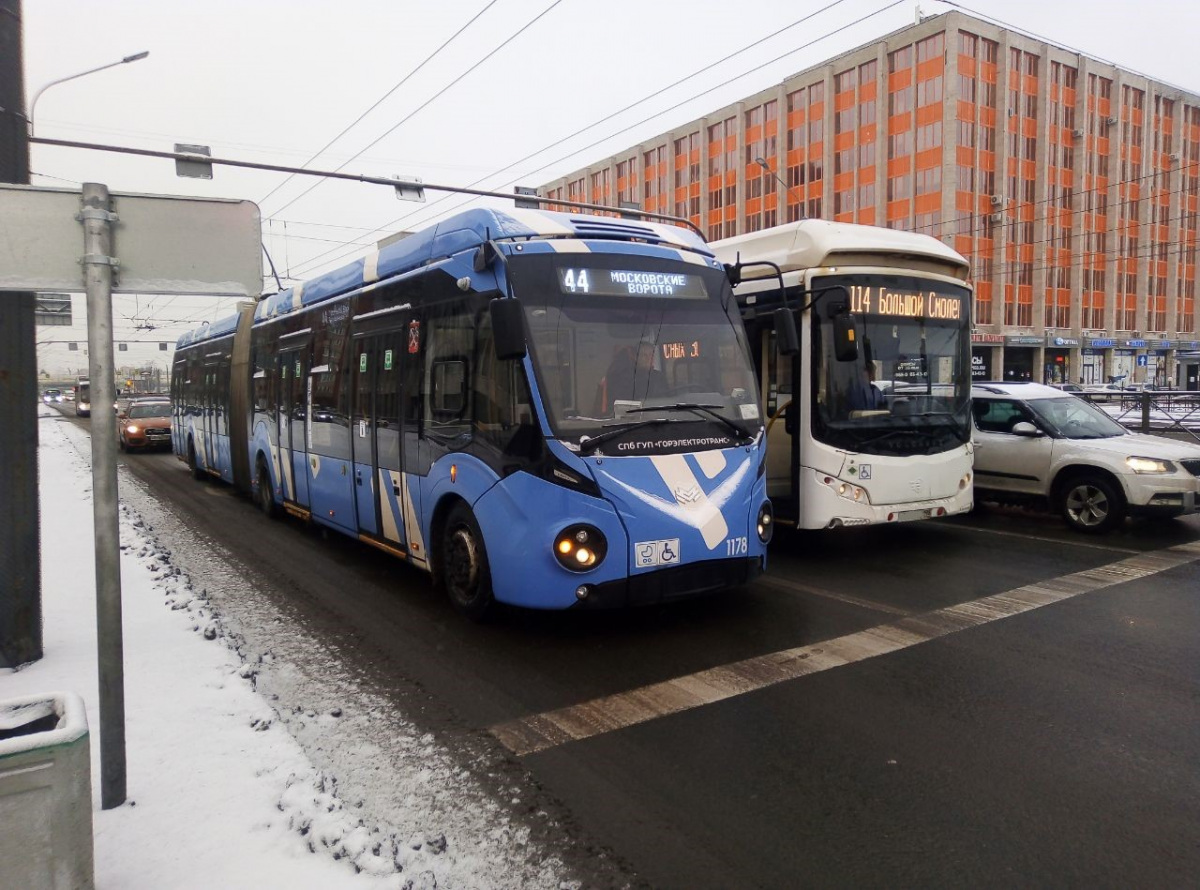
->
[172,209,774,618]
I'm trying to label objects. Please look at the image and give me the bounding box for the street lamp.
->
[28,51,150,135]
[756,156,805,221]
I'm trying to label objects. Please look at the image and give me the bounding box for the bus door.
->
[763,327,801,520]
[351,327,409,553]
[279,340,311,509]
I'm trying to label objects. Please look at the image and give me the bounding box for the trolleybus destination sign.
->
[847,284,964,320]
[557,267,708,298]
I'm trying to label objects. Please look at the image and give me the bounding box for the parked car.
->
[118,401,172,452]
[1049,383,1085,393]
[971,382,1200,533]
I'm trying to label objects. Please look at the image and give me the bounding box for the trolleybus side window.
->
[253,340,276,414]
[310,306,352,461]
[473,312,536,459]
[424,304,474,441]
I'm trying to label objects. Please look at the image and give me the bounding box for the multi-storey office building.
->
[539,10,1200,390]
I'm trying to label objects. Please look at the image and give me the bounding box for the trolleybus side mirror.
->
[473,242,497,272]
[490,298,527,361]
[773,307,799,356]
[724,262,742,286]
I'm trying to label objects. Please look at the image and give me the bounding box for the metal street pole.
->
[0,0,42,668]
[27,51,149,136]
[81,182,126,809]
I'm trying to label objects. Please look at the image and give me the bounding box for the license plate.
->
[896,508,932,522]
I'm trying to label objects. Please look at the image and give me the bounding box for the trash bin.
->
[0,692,94,890]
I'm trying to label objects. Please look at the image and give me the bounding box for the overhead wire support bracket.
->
[30,136,705,239]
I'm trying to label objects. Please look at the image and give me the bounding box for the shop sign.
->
[1085,338,1116,348]
[1124,339,1147,348]
[971,349,993,380]
[1045,335,1080,347]
[1005,335,1043,346]
[971,332,1005,344]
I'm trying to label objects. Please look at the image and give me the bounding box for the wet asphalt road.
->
[74,412,1200,888]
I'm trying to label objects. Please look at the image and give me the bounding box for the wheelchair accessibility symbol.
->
[634,538,681,568]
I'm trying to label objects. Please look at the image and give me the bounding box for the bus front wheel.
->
[440,503,494,621]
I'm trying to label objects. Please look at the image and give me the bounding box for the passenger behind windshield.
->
[592,337,668,414]
[846,364,887,413]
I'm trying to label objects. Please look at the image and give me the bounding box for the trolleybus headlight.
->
[756,502,774,543]
[553,525,606,572]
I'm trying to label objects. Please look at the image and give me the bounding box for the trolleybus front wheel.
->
[440,503,495,621]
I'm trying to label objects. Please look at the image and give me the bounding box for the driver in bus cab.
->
[847,363,886,411]
[593,336,667,414]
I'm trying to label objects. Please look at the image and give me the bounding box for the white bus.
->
[712,220,974,529]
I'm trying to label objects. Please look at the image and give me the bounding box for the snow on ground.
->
[1,408,583,889]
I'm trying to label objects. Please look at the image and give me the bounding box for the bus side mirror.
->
[832,312,859,362]
[724,262,742,286]
[490,297,527,360]
[773,307,799,356]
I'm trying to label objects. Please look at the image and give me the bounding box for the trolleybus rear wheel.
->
[441,503,494,621]
[188,439,205,480]
[256,458,278,519]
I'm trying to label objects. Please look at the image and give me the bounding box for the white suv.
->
[971,382,1200,533]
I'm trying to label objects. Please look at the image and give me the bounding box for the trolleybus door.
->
[199,355,220,473]
[763,328,801,520]
[351,329,409,551]
[279,342,311,509]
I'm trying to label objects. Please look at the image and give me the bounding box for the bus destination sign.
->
[558,268,707,298]
[848,284,963,320]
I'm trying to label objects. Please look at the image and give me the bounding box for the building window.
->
[916,33,944,63]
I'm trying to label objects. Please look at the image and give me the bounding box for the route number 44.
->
[725,536,748,556]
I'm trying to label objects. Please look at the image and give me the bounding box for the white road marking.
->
[755,574,912,616]
[947,522,1141,554]
[490,540,1200,757]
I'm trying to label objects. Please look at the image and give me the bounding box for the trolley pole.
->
[0,0,42,668]
[81,181,127,808]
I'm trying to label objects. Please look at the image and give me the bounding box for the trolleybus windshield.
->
[811,273,972,456]
[511,253,762,451]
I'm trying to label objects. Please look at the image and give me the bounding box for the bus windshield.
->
[509,252,762,451]
[811,273,972,456]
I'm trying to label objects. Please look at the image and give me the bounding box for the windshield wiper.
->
[577,418,676,455]
[625,402,754,440]
[856,428,925,449]
[905,411,971,443]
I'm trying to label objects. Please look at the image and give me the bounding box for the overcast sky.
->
[22,0,1200,368]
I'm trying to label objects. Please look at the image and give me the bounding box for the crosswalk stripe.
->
[490,540,1200,757]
